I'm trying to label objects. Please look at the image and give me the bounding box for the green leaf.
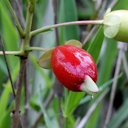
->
[0,103,13,128]
[0,58,7,84]
[38,48,54,69]
[59,0,79,44]
[65,40,82,48]
[0,85,12,124]
[86,104,101,128]
[30,90,53,128]
[40,105,52,128]
[108,99,128,128]
[63,92,85,117]
[97,38,117,85]
[0,64,19,127]
[87,26,104,62]
[85,38,117,128]
[35,0,48,27]
[113,0,128,10]
[29,95,41,112]
[0,66,19,112]
[0,1,19,81]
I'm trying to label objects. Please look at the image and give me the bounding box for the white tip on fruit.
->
[80,76,99,95]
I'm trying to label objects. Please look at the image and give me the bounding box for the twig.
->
[58,97,64,128]
[104,43,123,128]
[0,47,47,55]
[12,59,26,128]
[109,0,118,9]
[76,89,109,128]
[14,0,25,28]
[82,26,97,46]
[22,60,30,128]
[0,51,22,55]
[21,1,35,50]
[98,0,118,19]
[0,38,16,98]
[30,20,103,37]
[26,47,48,52]
[4,0,24,37]
[95,0,103,11]
[52,0,59,45]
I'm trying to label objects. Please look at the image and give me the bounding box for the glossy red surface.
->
[51,45,97,91]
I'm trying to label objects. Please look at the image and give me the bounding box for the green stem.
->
[4,0,24,37]
[26,47,48,52]
[30,20,103,37]
[0,47,47,56]
[0,51,22,55]
[21,0,35,52]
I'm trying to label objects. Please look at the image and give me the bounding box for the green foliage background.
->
[0,0,128,128]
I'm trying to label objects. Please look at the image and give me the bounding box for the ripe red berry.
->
[51,45,98,93]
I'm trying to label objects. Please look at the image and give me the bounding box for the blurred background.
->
[0,0,128,128]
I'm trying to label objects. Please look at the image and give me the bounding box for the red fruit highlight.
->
[51,45,98,92]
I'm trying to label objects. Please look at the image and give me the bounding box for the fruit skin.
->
[51,45,97,92]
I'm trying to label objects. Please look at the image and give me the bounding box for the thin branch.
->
[4,0,24,37]
[0,51,22,55]
[0,47,47,55]
[26,47,48,52]
[14,0,25,28]
[52,0,59,45]
[0,38,16,98]
[98,0,108,18]
[58,98,64,128]
[30,20,103,37]
[22,60,30,128]
[109,0,119,9]
[21,1,34,49]
[77,89,109,128]
[24,61,30,105]
[104,44,123,128]
[82,26,97,46]
[95,0,103,11]
[12,59,26,128]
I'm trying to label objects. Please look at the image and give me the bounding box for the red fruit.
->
[51,45,98,93]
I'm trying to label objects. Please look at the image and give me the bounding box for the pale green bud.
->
[104,10,128,43]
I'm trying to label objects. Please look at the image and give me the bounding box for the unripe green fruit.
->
[104,10,128,43]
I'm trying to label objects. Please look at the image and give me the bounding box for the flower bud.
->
[103,10,128,43]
